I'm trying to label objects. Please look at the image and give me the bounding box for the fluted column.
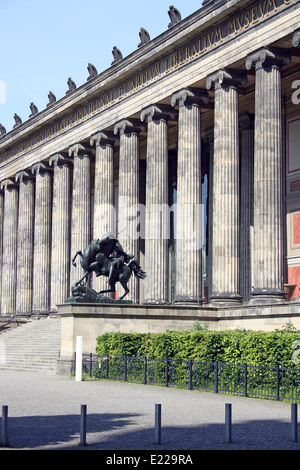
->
[0,179,18,315]
[32,163,52,313]
[114,119,140,302]
[15,171,35,315]
[239,114,254,302]
[141,105,171,304]
[206,70,247,304]
[246,47,290,302]
[171,88,208,304]
[68,143,91,287]
[90,132,116,292]
[49,154,71,310]
[0,189,3,313]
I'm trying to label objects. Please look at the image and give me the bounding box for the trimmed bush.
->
[95,326,300,367]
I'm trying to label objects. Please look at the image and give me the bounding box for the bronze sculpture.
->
[71,232,146,302]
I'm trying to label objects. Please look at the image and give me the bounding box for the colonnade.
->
[0,46,291,316]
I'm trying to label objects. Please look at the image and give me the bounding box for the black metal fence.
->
[81,354,300,402]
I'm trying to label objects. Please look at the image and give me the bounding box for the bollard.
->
[155,404,162,445]
[291,403,298,442]
[225,403,232,443]
[1,405,9,447]
[80,404,87,446]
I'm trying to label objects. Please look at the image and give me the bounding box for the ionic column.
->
[141,105,172,304]
[206,70,247,304]
[0,189,3,313]
[90,132,116,292]
[171,88,208,304]
[68,143,91,287]
[239,114,254,302]
[0,179,19,315]
[31,163,52,313]
[15,171,35,315]
[114,119,140,302]
[246,47,290,302]
[49,154,71,310]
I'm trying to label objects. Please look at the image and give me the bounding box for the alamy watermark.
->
[0,80,6,104]
[292,80,300,105]
[97,202,205,251]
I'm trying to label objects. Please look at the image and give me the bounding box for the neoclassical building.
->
[0,0,299,320]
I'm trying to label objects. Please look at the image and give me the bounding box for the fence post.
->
[80,404,87,446]
[165,359,169,387]
[225,403,232,443]
[124,356,128,382]
[1,405,9,447]
[188,360,193,390]
[291,403,298,442]
[89,353,93,377]
[276,364,280,401]
[214,362,219,394]
[155,404,162,445]
[144,357,147,385]
[106,357,109,380]
[75,336,83,382]
[244,363,248,397]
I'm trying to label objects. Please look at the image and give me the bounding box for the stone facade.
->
[0,0,299,319]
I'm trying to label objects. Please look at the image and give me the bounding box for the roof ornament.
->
[168,5,181,28]
[87,63,98,81]
[66,77,77,95]
[0,124,6,136]
[29,102,38,118]
[138,28,150,48]
[47,91,56,107]
[13,113,22,128]
[111,46,123,65]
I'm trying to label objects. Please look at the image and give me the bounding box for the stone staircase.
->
[0,317,61,374]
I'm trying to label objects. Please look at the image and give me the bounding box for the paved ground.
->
[0,370,300,453]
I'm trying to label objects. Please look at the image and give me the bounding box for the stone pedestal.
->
[69,144,91,287]
[0,180,19,315]
[32,163,52,313]
[49,154,71,310]
[114,119,140,302]
[90,132,116,292]
[141,105,171,304]
[246,47,290,302]
[206,70,246,304]
[15,171,35,315]
[171,88,208,304]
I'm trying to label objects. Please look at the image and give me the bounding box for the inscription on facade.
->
[0,0,292,162]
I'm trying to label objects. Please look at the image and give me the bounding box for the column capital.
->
[49,153,71,168]
[140,104,176,123]
[32,162,53,176]
[15,170,34,184]
[68,143,90,158]
[0,178,18,191]
[292,29,300,47]
[114,119,141,136]
[206,69,247,91]
[239,113,254,131]
[246,47,290,71]
[90,131,117,147]
[171,88,209,108]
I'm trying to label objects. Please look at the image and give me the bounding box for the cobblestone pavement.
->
[0,370,300,452]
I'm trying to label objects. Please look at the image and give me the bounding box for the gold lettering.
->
[284,0,290,3]
[185,46,191,61]
[244,11,250,28]
[179,50,185,65]
[214,28,223,43]
[191,43,198,57]
[267,0,277,14]
[251,7,259,24]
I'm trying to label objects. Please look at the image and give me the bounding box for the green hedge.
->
[95,325,300,367]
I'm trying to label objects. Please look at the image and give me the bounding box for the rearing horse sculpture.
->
[71,233,146,300]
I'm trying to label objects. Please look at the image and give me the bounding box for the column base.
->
[174,295,204,306]
[209,293,243,305]
[251,288,287,303]
[143,300,170,306]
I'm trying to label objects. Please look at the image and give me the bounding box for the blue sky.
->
[0,0,204,133]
